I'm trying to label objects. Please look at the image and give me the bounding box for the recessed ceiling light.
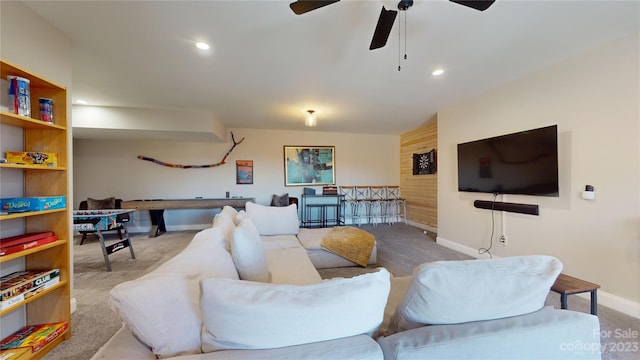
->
[75,99,88,105]
[195,42,210,50]
[432,69,445,76]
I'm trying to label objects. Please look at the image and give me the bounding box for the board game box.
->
[0,235,58,257]
[0,276,60,310]
[5,151,58,167]
[0,196,66,213]
[0,269,60,301]
[0,322,68,353]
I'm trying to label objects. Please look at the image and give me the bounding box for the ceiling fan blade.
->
[450,0,496,11]
[369,6,398,50]
[290,0,340,15]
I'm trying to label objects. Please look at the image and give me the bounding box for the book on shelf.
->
[0,322,68,354]
[0,234,58,257]
[0,269,60,301]
[0,276,60,310]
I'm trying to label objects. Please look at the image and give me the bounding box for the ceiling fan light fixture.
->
[305,110,317,127]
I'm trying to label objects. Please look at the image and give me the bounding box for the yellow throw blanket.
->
[320,227,375,267]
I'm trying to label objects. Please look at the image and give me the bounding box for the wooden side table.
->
[551,273,600,315]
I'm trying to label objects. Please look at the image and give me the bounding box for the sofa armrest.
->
[377,306,601,360]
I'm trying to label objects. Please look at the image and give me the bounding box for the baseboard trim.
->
[406,220,438,234]
[436,236,640,320]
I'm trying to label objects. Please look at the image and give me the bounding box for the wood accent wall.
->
[400,116,438,230]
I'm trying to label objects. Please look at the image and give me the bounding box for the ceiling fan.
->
[289,0,496,50]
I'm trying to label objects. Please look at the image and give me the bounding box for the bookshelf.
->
[0,60,71,359]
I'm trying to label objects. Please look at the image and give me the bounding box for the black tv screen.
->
[457,125,559,197]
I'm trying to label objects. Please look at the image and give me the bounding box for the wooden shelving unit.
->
[0,60,71,359]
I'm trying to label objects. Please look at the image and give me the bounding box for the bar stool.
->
[339,186,357,225]
[305,203,326,228]
[368,186,387,226]
[354,186,371,226]
[386,186,407,225]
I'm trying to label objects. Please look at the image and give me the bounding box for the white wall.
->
[437,34,640,313]
[74,128,400,232]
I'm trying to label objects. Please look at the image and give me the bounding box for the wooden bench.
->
[551,273,600,315]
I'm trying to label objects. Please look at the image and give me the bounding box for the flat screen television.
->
[457,125,559,197]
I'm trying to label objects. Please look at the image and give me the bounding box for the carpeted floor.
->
[45,224,638,360]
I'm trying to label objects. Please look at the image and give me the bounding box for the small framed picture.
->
[236,160,253,184]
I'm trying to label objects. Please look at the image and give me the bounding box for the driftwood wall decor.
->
[137,132,245,169]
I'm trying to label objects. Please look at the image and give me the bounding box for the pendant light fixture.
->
[305,110,317,127]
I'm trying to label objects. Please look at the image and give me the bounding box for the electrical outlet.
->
[500,235,508,245]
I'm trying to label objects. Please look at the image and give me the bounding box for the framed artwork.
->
[413,149,437,175]
[284,146,335,186]
[236,160,253,184]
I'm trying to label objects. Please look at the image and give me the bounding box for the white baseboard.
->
[436,236,640,320]
[406,220,438,234]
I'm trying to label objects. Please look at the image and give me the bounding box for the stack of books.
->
[322,186,338,195]
[0,269,61,310]
[0,322,68,354]
[0,232,58,257]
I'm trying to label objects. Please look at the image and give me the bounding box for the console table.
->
[300,194,343,228]
[122,197,254,237]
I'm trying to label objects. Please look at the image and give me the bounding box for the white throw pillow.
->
[245,201,299,235]
[109,230,239,358]
[199,268,391,352]
[220,205,238,219]
[235,209,248,225]
[231,218,270,282]
[393,255,562,331]
[213,214,236,251]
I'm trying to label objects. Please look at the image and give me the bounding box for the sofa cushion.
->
[266,247,323,285]
[109,228,238,358]
[393,256,562,331]
[199,268,391,352]
[379,306,601,360]
[245,201,299,235]
[231,218,270,282]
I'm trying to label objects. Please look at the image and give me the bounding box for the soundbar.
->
[473,200,539,216]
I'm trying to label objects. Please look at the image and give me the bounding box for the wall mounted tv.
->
[457,125,559,197]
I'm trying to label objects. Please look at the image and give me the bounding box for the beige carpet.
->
[44,225,639,360]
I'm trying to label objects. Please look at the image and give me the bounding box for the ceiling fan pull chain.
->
[404,11,408,60]
[398,15,402,71]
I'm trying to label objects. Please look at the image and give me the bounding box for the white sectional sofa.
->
[92,203,602,360]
